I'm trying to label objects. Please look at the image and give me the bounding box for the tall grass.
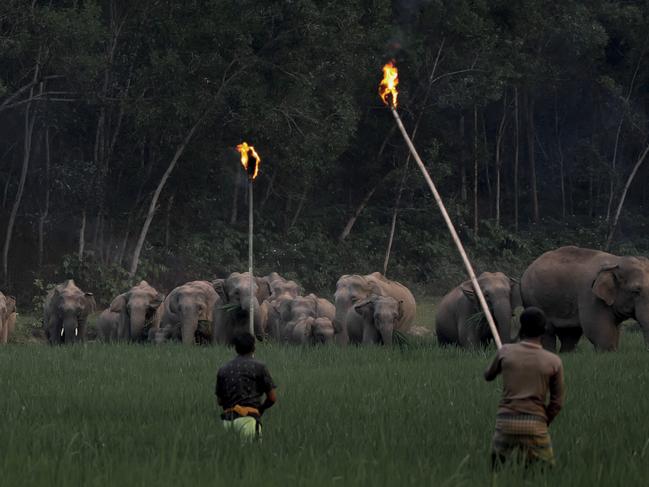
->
[1,312,648,486]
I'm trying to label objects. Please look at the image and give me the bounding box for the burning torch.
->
[379,61,503,349]
[236,142,261,336]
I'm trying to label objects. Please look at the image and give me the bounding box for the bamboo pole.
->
[248,178,254,336]
[389,105,502,349]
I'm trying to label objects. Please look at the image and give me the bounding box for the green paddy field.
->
[1,301,648,486]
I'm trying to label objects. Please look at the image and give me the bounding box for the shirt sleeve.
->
[258,365,276,393]
[546,360,565,424]
[484,349,503,382]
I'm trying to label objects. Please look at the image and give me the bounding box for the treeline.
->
[1,0,649,305]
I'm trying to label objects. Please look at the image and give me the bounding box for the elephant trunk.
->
[379,323,394,346]
[181,313,198,345]
[129,309,148,341]
[240,296,264,338]
[492,302,513,344]
[62,314,78,344]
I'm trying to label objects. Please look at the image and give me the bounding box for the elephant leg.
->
[48,317,62,345]
[458,314,481,348]
[556,327,583,353]
[580,306,618,351]
[362,323,380,345]
[541,331,557,352]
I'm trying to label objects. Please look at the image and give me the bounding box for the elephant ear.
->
[6,296,16,314]
[592,265,619,306]
[255,277,272,302]
[508,278,523,311]
[353,298,374,321]
[211,279,227,302]
[110,293,128,313]
[84,293,96,313]
[150,292,164,309]
[460,280,476,301]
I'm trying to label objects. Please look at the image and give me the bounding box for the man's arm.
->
[546,361,565,424]
[484,351,502,382]
[259,388,277,415]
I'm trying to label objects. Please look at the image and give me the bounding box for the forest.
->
[2,0,649,305]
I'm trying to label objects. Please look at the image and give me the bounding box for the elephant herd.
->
[29,271,417,347]
[2,245,648,352]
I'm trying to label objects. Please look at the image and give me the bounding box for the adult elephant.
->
[282,294,335,345]
[334,272,416,345]
[156,281,218,345]
[265,272,301,300]
[99,281,164,342]
[262,273,301,340]
[43,280,95,344]
[435,272,521,348]
[0,292,17,344]
[521,246,649,351]
[212,272,272,344]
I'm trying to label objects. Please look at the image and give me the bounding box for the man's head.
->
[233,332,256,355]
[519,307,547,339]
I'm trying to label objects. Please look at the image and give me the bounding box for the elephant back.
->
[364,274,416,331]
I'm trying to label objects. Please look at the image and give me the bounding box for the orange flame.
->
[379,61,399,107]
[236,142,261,181]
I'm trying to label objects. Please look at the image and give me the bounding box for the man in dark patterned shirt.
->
[215,332,277,440]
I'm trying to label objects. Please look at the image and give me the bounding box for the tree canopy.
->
[2,0,649,304]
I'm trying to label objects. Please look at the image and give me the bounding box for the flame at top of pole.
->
[379,61,399,108]
[236,142,261,181]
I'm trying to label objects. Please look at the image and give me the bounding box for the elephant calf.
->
[281,294,336,345]
[435,272,520,348]
[0,292,17,344]
[334,272,416,345]
[43,280,95,344]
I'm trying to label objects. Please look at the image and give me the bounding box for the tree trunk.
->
[260,170,276,210]
[514,87,520,231]
[473,104,479,237]
[495,93,507,227]
[2,167,11,209]
[230,170,240,224]
[459,113,467,202]
[338,179,383,242]
[129,111,209,277]
[554,93,566,218]
[526,92,540,223]
[606,142,649,249]
[38,126,51,267]
[337,128,395,241]
[2,88,36,284]
[288,187,307,230]
[482,110,492,218]
[383,161,409,276]
[606,117,624,222]
[165,194,174,247]
[78,210,87,263]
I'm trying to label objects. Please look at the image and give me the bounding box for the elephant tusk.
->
[75,328,78,337]
[60,328,64,337]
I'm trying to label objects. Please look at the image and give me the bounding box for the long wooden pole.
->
[248,178,254,336]
[389,105,502,348]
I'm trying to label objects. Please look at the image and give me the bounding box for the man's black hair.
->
[519,307,547,339]
[233,332,256,355]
